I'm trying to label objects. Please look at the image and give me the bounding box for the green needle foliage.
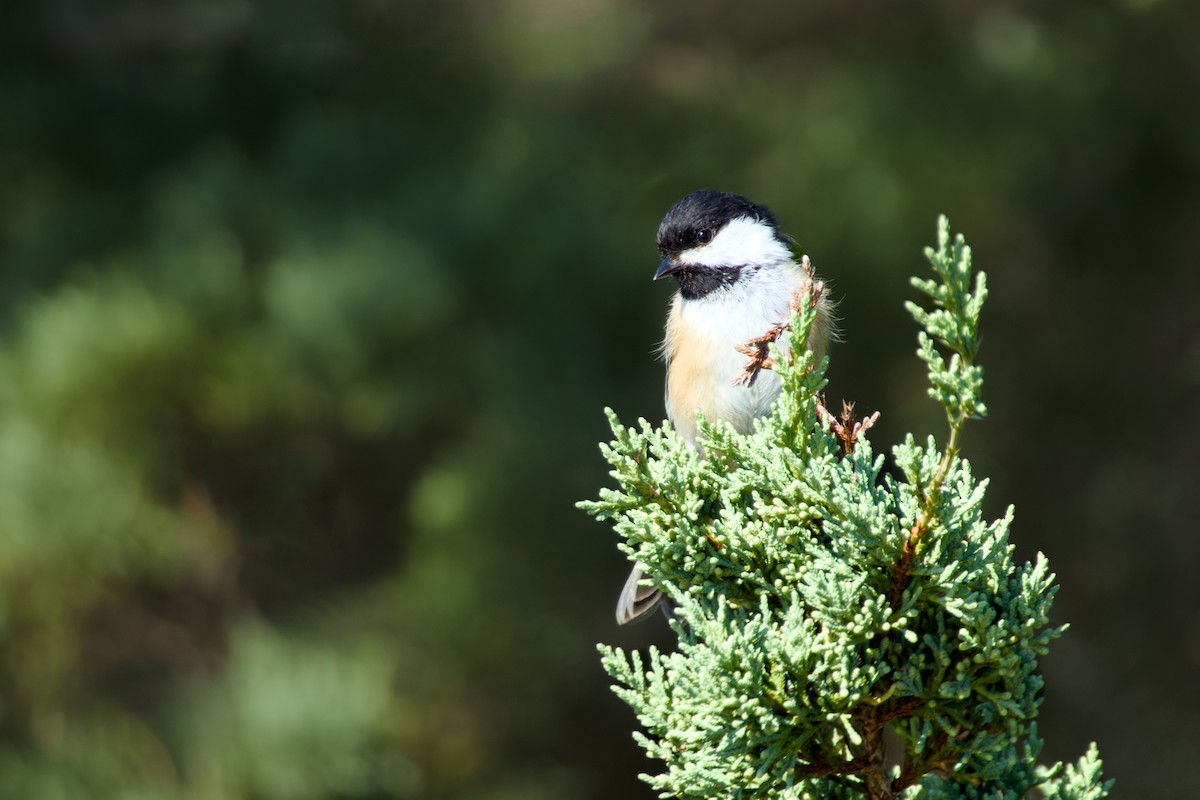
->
[580,217,1111,800]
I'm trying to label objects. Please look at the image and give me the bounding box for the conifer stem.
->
[891,381,971,609]
[858,707,894,800]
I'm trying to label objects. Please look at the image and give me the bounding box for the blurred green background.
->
[0,1,1196,798]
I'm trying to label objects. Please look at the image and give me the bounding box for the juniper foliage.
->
[580,218,1111,800]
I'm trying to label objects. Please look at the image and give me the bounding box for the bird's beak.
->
[654,257,682,281]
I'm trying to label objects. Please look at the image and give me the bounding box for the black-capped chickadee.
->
[616,189,834,625]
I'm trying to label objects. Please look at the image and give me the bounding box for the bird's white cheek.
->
[677,217,791,268]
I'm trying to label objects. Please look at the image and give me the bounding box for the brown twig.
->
[889,419,964,609]
[792,701,919,800]
[856,706,893,800]
[734,322,789,387]
[892,729,951,794]
[818,400,881,457]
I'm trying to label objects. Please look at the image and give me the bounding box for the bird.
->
[615,189,834,625]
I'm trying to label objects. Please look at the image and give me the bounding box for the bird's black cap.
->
[656,189,780,257]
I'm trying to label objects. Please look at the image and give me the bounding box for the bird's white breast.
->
[663,264,802,444]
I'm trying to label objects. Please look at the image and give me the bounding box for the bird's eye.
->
[695,229,713,244]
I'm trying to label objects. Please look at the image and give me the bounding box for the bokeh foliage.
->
[0,1,1196,798]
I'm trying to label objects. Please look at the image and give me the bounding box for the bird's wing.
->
[615,565,663,625]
